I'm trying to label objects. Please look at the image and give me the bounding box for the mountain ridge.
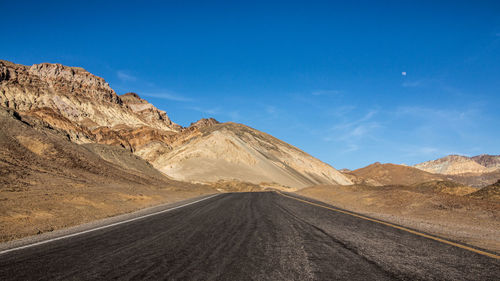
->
[414,154,499,175]
[0,59,352,188]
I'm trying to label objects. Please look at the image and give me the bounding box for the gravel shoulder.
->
[0,193,217,253]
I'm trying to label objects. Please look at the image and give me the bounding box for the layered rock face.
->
[414,155,500,187]
[0,60,352,188]
[471,155,500,170]
[0,60,180,143]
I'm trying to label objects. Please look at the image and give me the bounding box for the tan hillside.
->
[347,162,446,186]
[414,155,495,175]
[144,122,352,188]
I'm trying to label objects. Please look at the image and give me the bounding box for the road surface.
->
[0,192,498,280]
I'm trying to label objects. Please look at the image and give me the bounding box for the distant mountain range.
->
[342,155,500,188]
[414,154,500,175]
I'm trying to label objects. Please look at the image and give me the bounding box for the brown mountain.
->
[471,154,500,169]
[0,60,351,189]
[346,162,446,186]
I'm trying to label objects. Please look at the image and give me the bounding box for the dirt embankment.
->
[0,107,215,242]
[296,184,500,252]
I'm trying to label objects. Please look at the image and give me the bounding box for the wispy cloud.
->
[265,105,277,114]
[311,90,341,96]
[227,111,241,121]
[187,106,241,121]
[141,92,194,102]
[400,145,473,162]
[394,105,484,148]
[332,110,378,131]
[401,146,439,158]
[323,109,382,156]
[402,80,422,87]
[187,106,220,115]
[117,70,137,82]
[418,147,439,155]
[347,123,381,138]
[395,106,476,124]
[342,144,359,153]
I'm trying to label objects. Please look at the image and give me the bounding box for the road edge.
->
[0,193,220,255]
[277,191,500,260]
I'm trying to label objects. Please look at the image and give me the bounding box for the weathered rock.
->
[0,60,180,132]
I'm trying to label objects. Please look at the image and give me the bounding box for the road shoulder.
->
[0,193,219,254]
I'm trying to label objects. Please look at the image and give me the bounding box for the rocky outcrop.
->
[471,155,500,170]
[0,60,180,134]
[413,154,500,187]
[91,125,177,152]
[188,118,219,129]
[121,92,182,131]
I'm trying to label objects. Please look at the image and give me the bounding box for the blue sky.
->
[1,0,499,169]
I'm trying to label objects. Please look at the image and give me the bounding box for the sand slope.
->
[148,122,352,188]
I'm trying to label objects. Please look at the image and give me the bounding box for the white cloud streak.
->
[117,70,137,82]
[323,109,382,154]
[311,90,341,96]
[402,80,422,87]
[187,106,220,115]
[141,92,194,102]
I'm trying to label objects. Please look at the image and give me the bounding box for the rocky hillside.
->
[414,154,500,187]
[0,60,351,189]
[0,107,172,191]
[471,154,500,170]
[0,60,180,141]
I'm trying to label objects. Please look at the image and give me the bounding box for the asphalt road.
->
[0,192,498,280]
